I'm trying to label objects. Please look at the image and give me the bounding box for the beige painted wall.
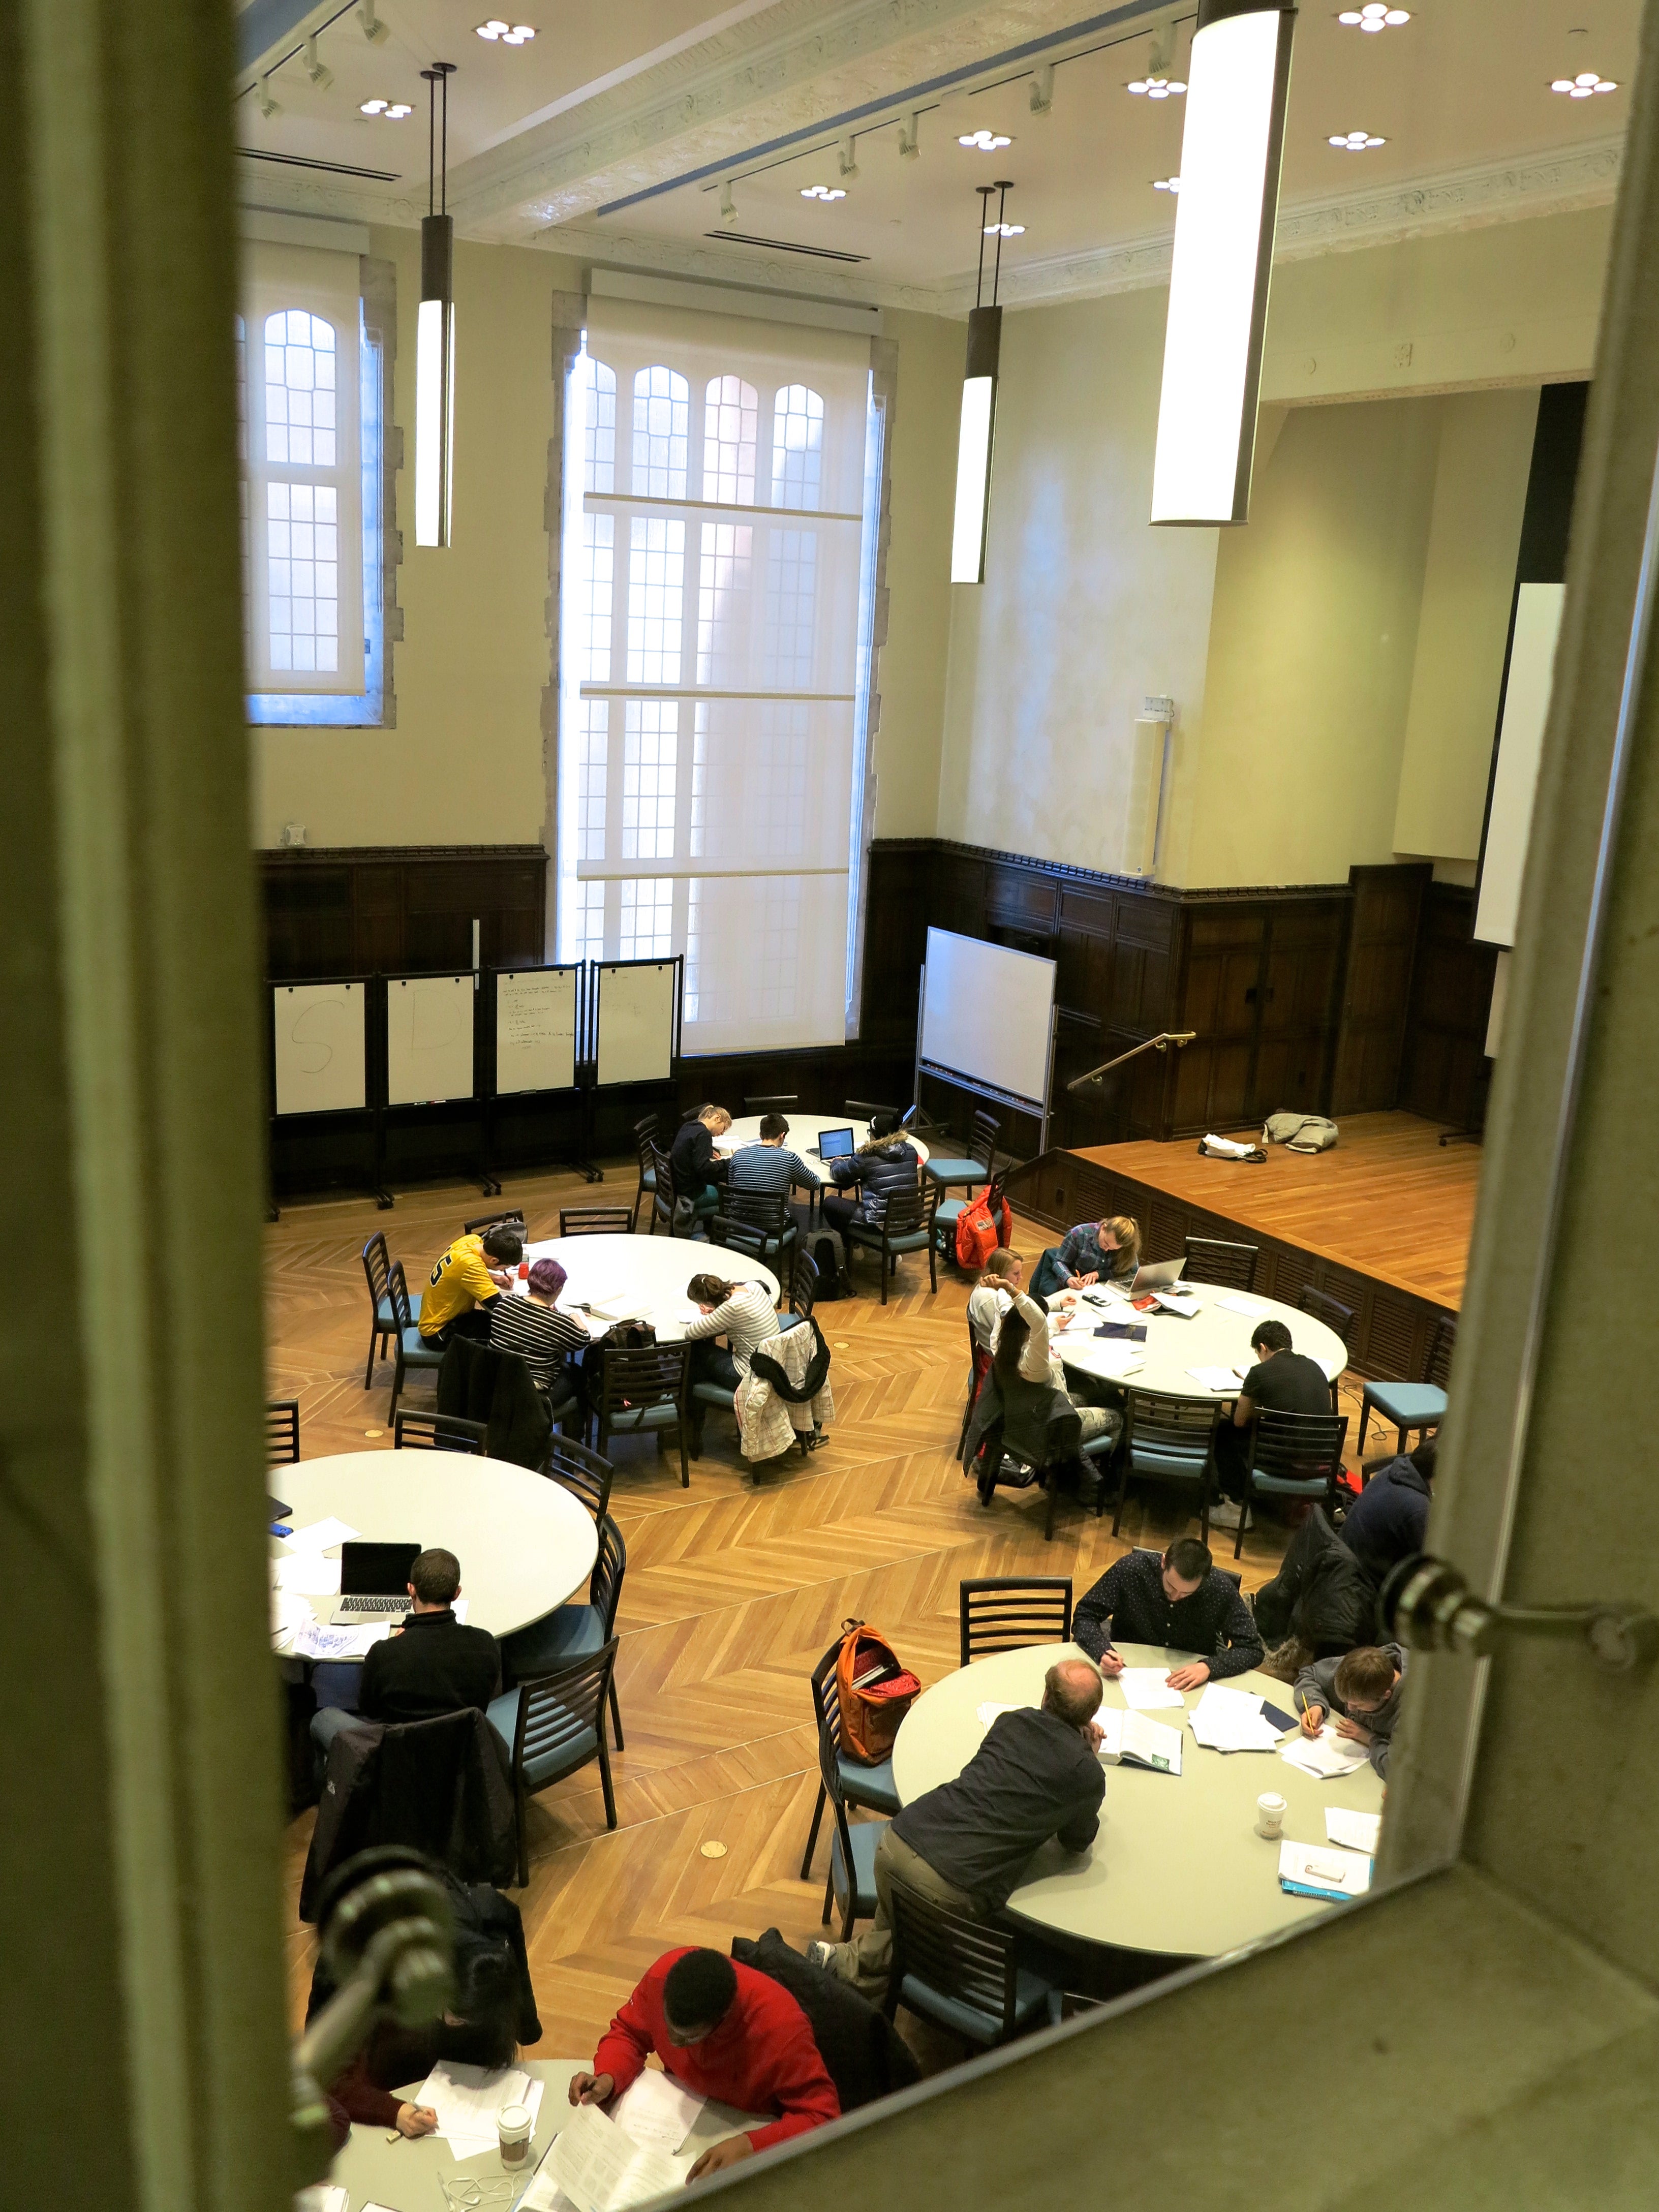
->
[1393,387,1540,861]
[250,241,960,852]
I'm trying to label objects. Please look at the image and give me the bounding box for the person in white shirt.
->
[991,1286,1115,1442]
[680,1271,782,1391]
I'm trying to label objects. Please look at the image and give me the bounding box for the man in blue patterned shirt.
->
[1074,1539,1264,1688]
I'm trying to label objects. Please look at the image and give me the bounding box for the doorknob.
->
[1378,1553,1659,1673]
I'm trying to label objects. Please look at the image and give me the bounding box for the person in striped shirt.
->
[488,1257,589,1410]
[679,1271,781,1391]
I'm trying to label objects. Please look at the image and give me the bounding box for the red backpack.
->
[954,1183,1011,1270]
[834,1620,921,1764]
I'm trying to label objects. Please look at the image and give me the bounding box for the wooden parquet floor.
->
[1074,1111,1480,1309]
[270,1165,1346,2074]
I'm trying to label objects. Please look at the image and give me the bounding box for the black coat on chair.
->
[437,1333,552,1468]
[731,1928,920,2109]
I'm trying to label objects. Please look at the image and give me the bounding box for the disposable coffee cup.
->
[1256,1791,1287,1839]
[499,2103,533,2167]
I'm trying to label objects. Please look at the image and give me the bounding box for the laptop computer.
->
[1129,1256,1187,1296]
[808,1126,856,1163]
[329,1540,422,1625]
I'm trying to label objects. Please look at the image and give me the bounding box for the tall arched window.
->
[577,352,617,494]
[770,383,824,511]
[632,365,689,499]
[703,375,757,504]
[261,309,340,675]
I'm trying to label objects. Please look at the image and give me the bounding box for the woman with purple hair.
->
[489,1254,590,1407]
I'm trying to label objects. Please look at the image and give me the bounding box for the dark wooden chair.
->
[816,1725,888,1944]
[559,1206,635,1238]
[539,1434,614,1525]
[1299,1286,1356,1414]
[1183,1236,1260,1293]
[960,1577,1073,1665]
[266,1399,301,1466]
[777,1246,820,1333]
[800,1633,903,1880]
[592,1342,691,1487]
[743,1094,800,1113]
[1112,1390,1221,1545]
[1236,1408,1350,1558]
[1359,1313,1456,1455]
[843,1183,940,1304]
[884,1880,1055,2049]
[630,1114,659,1234]
[385,1261,443,1421]
[393,1409,487,1454]
[712,1187,796,1268]
[361,1230,421,1390]
[957,1319,992,1459]
[501,1513,628,1750]
[487,1641,621,1886]
[463,1207,527,1238]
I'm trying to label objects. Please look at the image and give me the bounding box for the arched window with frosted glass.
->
[770,383,824,512]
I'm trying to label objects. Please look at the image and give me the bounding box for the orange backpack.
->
[834,1619,921,1764]
[954,1183,1011,1270]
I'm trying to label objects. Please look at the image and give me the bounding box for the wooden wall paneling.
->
[351,861,404,978]
[1399,884,1499,1127]
[860,842,931,1050]
[1169,905,1264,1133]
[1332,863,1430,1114]
[1251,898,1347,1120]
[264,863,352,980]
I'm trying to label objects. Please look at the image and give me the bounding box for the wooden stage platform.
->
[1003,1112,1479,1384]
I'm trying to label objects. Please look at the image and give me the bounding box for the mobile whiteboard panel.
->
[495,966,580,1096]
[920,928,1056,1111]
[385,973,474,1105]
[273,981,366,1117]
[1475,581,1565,949]
[595,961,678,1087]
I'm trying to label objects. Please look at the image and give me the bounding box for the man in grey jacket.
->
[1293,1644,1406,1778]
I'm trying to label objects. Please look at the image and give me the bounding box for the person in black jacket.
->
[310,1547,501,1771]
[1340,1435,1435,1581]
[670,1104,731,1223]
[1211,1318,1336,1529]
[820,1113,920,1239]
[1073,1539,1264,1686]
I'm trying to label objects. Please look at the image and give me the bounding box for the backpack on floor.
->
[1263,1111,1339,1154]
[954,1183,1011,1270]
[833,1619,921,1765]
[811,1234,845,1301]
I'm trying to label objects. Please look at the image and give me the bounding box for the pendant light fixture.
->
[416,61,457,548]
[1150,2,1296,526]
[950,181,1015,586]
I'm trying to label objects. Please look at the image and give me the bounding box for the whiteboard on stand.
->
[920,928,1056,1113]
[1475,581,1565,949]
[386,974,474,1105]
[595,962,678,1087]
[273,982,366,1117]
[496,967,579,1096]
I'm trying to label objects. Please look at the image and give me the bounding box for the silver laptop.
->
[1129,1257,1187,1296]
[329,1540,421,1624]
[807,1126,856,1163]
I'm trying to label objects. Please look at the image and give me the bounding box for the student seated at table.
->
[569,1946,840,2178]
[680,1270,781,1391]
[316,1873,540,2136]
[991,1287,1114,1443]
[1294,1642,1407,1777]
[968,1247,1042,1349]
[728,1113,814,1199]
[488,1256,588,1414]
[671,1103,732,1218]
[418,1224,524,1344]
[819,1111,919,1240]
[1073,1538,1264,1686]
[310,1547,501,1765]
[1029,1215,1141,1301]
[810,1662,1105,2005]
[1340,1434,1435,1582]
[1210,1317,1335,1531]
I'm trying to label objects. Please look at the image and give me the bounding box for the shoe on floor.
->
[1208,1500,1244,1530]
[806,1940,836,1971]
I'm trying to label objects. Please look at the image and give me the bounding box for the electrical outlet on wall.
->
[1143,693,1175,723]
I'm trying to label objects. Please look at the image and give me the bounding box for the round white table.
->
[890,1640,1384,1959]
[1054,1279,1346,1403]
[273,1451,597,1642]
[321,2059,766,2211]
[519,1231,779,1328]
[715,1115,929,1187]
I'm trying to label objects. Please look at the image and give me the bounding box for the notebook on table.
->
[328,1540,421,1625]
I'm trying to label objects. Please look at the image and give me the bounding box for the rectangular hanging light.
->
[1150,1,1296,526]
[950,304,1001,584]
[416,211,455,547]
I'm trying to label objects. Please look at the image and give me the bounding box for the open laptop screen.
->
[338,1540,422,1596]
[817,1127,856,1161]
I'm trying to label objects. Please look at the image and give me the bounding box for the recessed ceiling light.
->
[1338,5,1410,28]
[1550,71,1618,96]
[1153,176,1180,193]
[476,18,535,40]
[360,97,412,117]
[1329,129,1387,148]
[1127,75,1186,98]
[958,128,1013,150]
[801,185,847,200]
[984,221,1025,237]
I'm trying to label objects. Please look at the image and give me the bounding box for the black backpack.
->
[811,1234,845,1301]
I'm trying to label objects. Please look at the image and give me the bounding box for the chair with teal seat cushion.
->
[776,1248,820,1334]
[385,1260,443,1420]
[1111,1389,1221,1547]
[540,1434,614,1526]
[923,1107,1003,1195]
[593,1342,691,1488]
[362,1230,422,1390]
[801,1633,902,1881]
[502,1513,627,1747]
[843,1183,940,1305]
[487,1638,620,1887]
[687,1377,741,1459]
[652,1145,719,1237]
[811,1702,890,1941]
[1236,1408,1349,1560]
[885,1879,1054,2049]
[631,1115,660,1233]
[1359,1313,1455,1457]
[711,1188,797,1267]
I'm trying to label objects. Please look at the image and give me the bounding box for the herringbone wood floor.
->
[271,1164,1354,2070]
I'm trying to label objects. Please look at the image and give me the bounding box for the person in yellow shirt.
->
[419,1224,525,1343]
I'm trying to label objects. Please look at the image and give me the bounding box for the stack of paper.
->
[1153,1291,1201,1317]
[1117,1668,1186,1711]
[1278,1840,1373,1901]
[1186,1365,1245,1394]
[1216,1293,1274,1318]
[281,1517,359,1555]
[523,2102,692,2212]
[273,1550,343,1596]
[1326,1807,1382,1854]
[1096,1708,1183,1775]
[976,1700,1027,1729]
[270,1589,314,1644]
[613,2071,705,2154]
[285,1619,394,1662]
[1280,1726,1371,1779]
[1188,1684,1285,1753]
[414,2062,543,2161]
[294,2187,346,2212]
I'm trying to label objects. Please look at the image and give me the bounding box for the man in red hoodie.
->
[568,1946,840,2178]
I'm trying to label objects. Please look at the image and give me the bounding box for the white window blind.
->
[239,240,365,695]
[556,297,876,1054]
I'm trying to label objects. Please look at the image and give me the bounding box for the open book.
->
[1096,1708,1183,1775]
[523,2101,694,2212]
